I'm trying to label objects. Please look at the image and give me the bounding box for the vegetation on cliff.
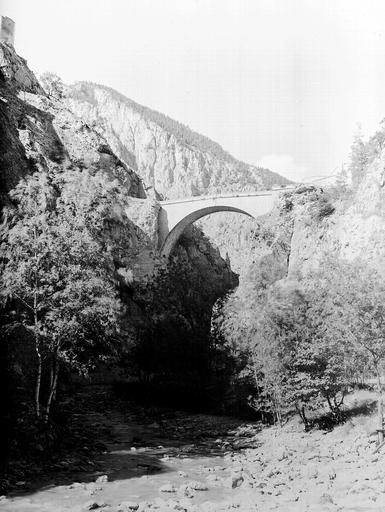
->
[348,121,385,189]
[0,167,239,488]
[217,257,385,430]
[0,169,128,421]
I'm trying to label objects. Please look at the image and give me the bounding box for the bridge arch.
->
[157,189,292,258]
[160,205,253,257]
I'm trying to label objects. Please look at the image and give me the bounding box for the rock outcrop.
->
[286,158,385,274]
[0,42,43,94]
[65,82,291,199]
[202,155,385,294]
[0,44,144,207]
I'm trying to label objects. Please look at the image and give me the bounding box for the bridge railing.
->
[159,186,295,206]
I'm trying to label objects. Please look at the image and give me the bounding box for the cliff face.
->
[0,42,42,94]
[204,155,385,297]
[0,47,143,207]
[65,82,291,200]
[0,45,45,206]
[287,158,385,275]
[0,42,236,295]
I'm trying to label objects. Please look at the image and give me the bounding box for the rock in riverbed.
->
[159,483,177,493]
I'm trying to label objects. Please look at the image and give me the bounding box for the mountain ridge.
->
[70,81,238,165]
[65,80,292,200]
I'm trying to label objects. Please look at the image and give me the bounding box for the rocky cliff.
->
[0,48,143,206]
[64,82,291,200]
[205,149,385,296]
[0,42,236,295]
[287,156,385,275]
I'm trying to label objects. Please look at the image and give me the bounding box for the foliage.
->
[348,127,369,188]
[219,258,382,426]
[248,281,349,425]
[132,257,217,380]
[321,260,385,439]
[124,253,241,413]
[346,121,385,189]
[309,260,385,378]
[309,195,335,220]
[39,72,65,99]
[0,169,124,421]
[366,126,385,164]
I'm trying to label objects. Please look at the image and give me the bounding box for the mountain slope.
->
[0,43,236,289]
[65,82,291,199]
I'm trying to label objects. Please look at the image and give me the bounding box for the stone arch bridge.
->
[158,188,293,257]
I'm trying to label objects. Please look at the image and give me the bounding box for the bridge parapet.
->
[159,186,294,206]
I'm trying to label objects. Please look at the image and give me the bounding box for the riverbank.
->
[1,386,383,511]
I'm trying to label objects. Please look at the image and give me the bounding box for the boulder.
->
[186,480,208,491]
[82,501,108,511]
[159,483,177,493]
[95,475,108,484]
[117,502,139,511]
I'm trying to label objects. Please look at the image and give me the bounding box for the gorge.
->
[3,23,385,512]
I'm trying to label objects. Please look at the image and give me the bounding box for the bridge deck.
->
[159,187,294,206]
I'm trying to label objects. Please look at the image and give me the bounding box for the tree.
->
[366,129,385,163]
[221,259,355,426]
[133,256,218,381]
[348,126,368,188]
[39,72,65,99]
[323,261,385,443]
[251,283,328,426]
[0,169,124,421]
[219,254,289,423]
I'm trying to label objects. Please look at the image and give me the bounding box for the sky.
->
[2,0,385,181]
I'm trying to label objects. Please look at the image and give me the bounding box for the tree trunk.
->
[295,403,308,428]
[35,342,42,418]
[300,406,309,429]
[376,365,384,445]
[33,297,41,419]
[326,394,334,415]
[276,406,282,426]
[45,360,59,423]
[273,389,282,426]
